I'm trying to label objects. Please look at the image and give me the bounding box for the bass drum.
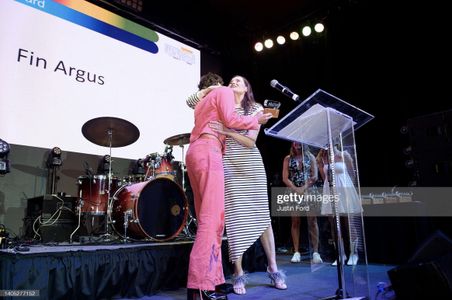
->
[112,177,188,241]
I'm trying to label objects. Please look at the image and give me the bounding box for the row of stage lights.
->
[254,22,325,52]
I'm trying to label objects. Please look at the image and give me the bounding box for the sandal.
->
[232,273,248,295]
[267,267,287,290]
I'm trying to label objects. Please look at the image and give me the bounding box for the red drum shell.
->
[112,177,188,241]
[77,175,120,214]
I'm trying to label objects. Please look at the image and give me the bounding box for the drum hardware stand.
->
[101,128,116,242]
[144,153,160,179]
[122,209,133,242]
[70,196,83,243]
[178,143,197,239]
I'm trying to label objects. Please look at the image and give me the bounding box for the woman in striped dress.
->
[187,75,286,295]
[207,75,286,295]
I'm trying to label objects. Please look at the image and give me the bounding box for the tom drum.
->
[77,175,120,214]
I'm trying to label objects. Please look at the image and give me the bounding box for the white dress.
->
[321,162,362,215]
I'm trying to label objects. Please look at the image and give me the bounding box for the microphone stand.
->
[320,144,348,300]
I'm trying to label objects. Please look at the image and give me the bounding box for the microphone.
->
[270,79,300,101]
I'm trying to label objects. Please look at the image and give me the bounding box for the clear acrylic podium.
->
[265,89,374,299]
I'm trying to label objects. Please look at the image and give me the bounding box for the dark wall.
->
[0,144,135,236]
[203,0,451,188]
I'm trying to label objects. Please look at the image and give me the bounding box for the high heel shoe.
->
[232,273,248,295]
[347,254,358,265]
[267,267,287,290]
[187,288,228,300]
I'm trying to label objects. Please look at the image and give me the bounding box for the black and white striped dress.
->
[224,103,271,263]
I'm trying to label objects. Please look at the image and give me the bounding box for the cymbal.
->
[164,133,191,146]
[82,117,140,147]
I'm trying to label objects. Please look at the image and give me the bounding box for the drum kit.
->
[70,116,196,243]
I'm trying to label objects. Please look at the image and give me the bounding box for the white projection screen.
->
[0,0,200,161]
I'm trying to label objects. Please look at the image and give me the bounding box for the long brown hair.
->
[234,75,255,115]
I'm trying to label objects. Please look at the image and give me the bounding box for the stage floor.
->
[124,254,395,300]
[1,239,395,300]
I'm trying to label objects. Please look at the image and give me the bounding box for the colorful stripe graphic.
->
[16,0,159,54]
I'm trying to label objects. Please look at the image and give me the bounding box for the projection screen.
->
[0,0,200,161]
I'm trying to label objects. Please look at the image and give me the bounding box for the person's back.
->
[191,86,257,145]
[185,80,270,299]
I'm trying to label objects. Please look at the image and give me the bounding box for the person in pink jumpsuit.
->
[186,81,271,300]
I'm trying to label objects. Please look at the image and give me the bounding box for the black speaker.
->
[23,195,77,242]
[388,231,452,299]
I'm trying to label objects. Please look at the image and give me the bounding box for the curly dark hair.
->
[198,72,224,90]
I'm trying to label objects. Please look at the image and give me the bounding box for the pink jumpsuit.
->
[186,87,259,291]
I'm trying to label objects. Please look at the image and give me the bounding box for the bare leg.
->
[307,216,319,253]
[232,256,246,294]
[290,217,301,263]
[260,225,287,290]
[260,225,277,271]
[290,216,301,253]
[308,216,323,263]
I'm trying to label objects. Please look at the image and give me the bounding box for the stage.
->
[144,256,395,300]
[0,237,266,300]
[1,238,390,300]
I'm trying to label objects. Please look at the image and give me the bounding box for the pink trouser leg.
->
[186,139,225,291]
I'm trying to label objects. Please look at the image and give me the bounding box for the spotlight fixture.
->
[264,38,274,49]
[314,22,325,33]
[403,146,412,155]
[47,147,62,167]
[132,158,146,175]
[254,42,264,52]
[289,31,300,40]
[0,139,10,174]
[405,159,415,168]
[98,154,112,174]
[276,35,286,45]
[302,26,312,37]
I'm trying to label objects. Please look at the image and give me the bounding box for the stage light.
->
[403,146,412,155]
[302,26,312,37]
[0,139,10,174]
[132,158,146,175]
[46,147,62,167]
[289,31,299,40]
[314,22,325,33]
[98,154,112,174]
[264,38,274,49]
[400,125,409,134]
[276,35,286,45]
[405,159,414,168]
[254,42,264,52]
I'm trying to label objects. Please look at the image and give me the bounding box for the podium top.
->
[265,89,374,148]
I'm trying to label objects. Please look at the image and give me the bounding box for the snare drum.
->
[111,177,188,241]
[77,175,120,214]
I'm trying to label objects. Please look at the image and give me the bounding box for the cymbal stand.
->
[179,143,197,238]
[102,128,115,241]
